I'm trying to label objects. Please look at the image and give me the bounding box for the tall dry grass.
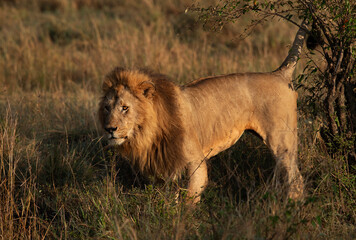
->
[0,0,296,93]
[0,0,355,239]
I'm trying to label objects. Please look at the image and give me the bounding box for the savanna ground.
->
[0,0,355,239]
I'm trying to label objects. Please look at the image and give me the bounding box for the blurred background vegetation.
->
[0,0,355,239]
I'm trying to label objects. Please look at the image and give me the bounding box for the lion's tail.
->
[274,20,309,79]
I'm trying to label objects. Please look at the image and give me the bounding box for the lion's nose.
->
[104,127,117,133]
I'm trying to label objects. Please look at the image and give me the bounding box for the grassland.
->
[0,0,355,239]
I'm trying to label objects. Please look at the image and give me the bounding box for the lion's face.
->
[99,86,141,146]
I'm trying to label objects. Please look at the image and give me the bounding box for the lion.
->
[99,21,308,203]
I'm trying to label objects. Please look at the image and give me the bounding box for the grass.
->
[0,0,355,239]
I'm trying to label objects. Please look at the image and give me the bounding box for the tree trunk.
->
[325,86,338,136]
[337,84,347,134]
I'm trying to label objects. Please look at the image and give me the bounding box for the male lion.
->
[99,22,308,203]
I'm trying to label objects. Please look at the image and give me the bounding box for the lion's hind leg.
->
[265,130,304,200]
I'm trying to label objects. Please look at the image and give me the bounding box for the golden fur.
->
[99,22,308,203]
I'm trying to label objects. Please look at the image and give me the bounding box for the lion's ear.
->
[139,81,155,98]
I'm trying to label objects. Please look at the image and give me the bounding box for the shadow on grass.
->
[205,131,275,204]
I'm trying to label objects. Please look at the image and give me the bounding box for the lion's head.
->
[98,67,186,177]
[99,68,157,147]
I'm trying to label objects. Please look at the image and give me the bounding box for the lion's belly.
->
[203,128,244,158]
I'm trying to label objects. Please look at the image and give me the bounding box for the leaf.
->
[269,215,280,226]
[285,210,292,221]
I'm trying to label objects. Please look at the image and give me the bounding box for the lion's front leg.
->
[187,159,208,204]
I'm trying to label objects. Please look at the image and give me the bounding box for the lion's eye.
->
[122,106,129,111]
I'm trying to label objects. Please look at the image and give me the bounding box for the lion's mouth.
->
[107,135,128,146]
[106,128,133,146]
[109,135,128,139]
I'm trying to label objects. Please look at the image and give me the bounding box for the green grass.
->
[0,1,355,239]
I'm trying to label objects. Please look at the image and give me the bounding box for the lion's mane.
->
[100,68,186,177]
